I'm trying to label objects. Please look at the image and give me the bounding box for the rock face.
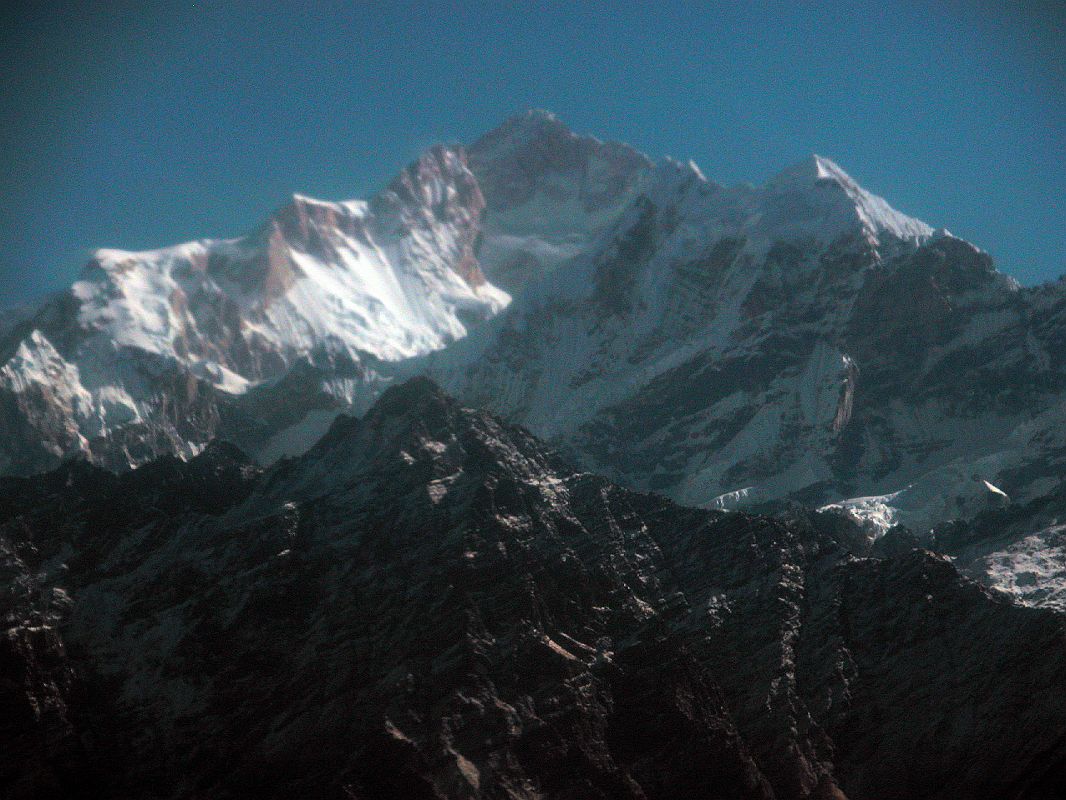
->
[2,378,1064,799]
[467,109,653,296]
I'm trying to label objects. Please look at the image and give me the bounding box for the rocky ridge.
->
[2,378,1065,799]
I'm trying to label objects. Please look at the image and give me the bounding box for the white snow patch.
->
[982,480,1009,500]
[975,525,1066,612]
[820,490,906,537]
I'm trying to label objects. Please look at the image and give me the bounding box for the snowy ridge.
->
[0,144,509,472]
[716,154,932,255]
[70,146,507,373]
[813,155,934,241]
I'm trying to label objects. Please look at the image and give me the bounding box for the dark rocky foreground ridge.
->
[2,378,1065,799]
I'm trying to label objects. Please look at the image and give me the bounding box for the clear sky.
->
[1,0,1063,307]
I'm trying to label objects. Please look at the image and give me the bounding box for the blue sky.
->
[1,0,1063,307]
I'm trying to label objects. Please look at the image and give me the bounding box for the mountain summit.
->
[765,154,934,244]
[0,143,508,474]
[467,110,653,294]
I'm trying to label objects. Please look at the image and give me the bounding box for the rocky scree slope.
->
[2,378,1065,799]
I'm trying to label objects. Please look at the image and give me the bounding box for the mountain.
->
[3,111,1066,612]
[4,377,1064,799]
[425,147,1066,545]
[467,109,653,295]
[0,145,507,475]
[0,112,652,477]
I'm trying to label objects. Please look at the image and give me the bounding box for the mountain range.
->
[3,110,1064,610]
[3,111,1066,798]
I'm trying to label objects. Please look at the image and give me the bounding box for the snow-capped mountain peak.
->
[0,141,514,474]
[467,111,654,294]
[62,143,508,367]
[477,108,573,146]
[765,154,934,246]
[421,129,1052,554]
[650,156,712,190]
[0,111,1055,562]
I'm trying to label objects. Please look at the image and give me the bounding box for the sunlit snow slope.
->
[0,146,507,473]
